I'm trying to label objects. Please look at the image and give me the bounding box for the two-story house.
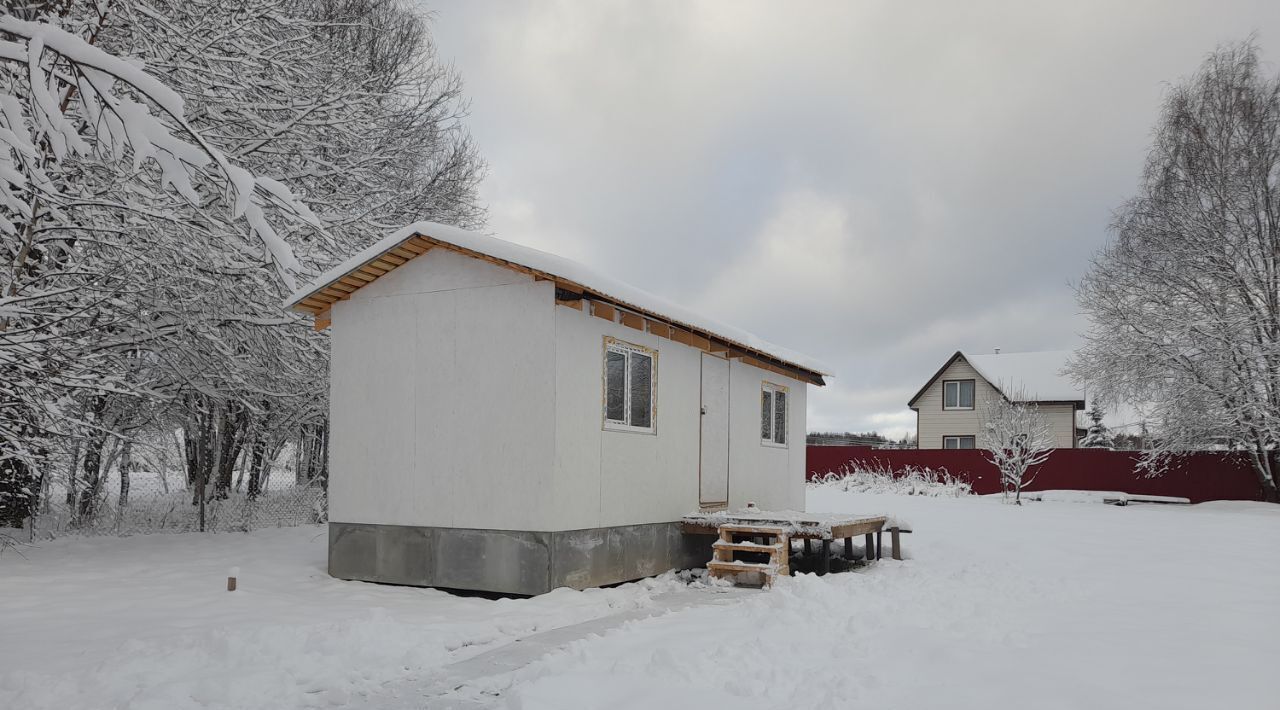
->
[907,350,1084,449]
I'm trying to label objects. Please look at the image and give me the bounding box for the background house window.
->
[761,382,788,447]
[943,379,975,410]
[603,338,656,432]
[943,435,976,449]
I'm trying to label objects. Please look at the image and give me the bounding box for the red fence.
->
[806,446,1266,503]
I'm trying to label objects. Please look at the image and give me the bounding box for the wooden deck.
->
[681,510,909,578]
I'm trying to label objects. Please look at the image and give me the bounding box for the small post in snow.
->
[227,566,239,592]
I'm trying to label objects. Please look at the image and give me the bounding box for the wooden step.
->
[717,523,789,537]
[707,560,779,573]
[712,540,785,552]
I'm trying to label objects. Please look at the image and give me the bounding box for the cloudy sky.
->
[424,1,1280,438]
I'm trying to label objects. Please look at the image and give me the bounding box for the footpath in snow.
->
[2,491,1278,709]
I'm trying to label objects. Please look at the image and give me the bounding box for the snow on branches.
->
[0,14,316,292]
[981,390,1055,504]
[1069,40,1280,502]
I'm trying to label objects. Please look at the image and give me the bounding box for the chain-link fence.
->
[22,467,326,539]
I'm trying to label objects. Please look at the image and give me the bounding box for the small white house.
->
[285,222,830,595]
[908,350,1084,450]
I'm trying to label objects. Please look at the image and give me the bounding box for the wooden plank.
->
[338,276,366,288]
[645,319,672,339]
[591,301,616,322]
[370,258,399,271]
[554,279,584,295]
[620,312,643,331]
[302,295,335,308]
[357,264,386,277]
[690,332,711,351]
[829,517,887,539]
[346,271,376,283]
[389,247,419,260]
[320,287,349,301]
[327,282,357,294]
[556,297,583,310]
[313,310,331,331]
[670,328,693,346]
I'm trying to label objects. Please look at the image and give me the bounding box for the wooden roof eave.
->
[290,232,828,385]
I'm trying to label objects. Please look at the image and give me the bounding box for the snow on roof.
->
[966,350,1083,403]
[285,221,832,377]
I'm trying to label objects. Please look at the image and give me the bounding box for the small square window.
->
[761,382,788,447]
[603,338,656,433]
[943,435,976,449]
[943,380,975,410]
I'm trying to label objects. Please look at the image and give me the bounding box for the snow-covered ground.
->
[2,492,1277,709]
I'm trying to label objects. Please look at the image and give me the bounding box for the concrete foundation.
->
[328,521,713,595]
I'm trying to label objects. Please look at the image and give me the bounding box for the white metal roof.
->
[966,350,1084,403]
[285,221,832,377]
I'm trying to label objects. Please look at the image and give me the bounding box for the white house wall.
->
[328,248,558,531]
[551,305,805,530]
[550,306,701,530]
[727,360,807,512]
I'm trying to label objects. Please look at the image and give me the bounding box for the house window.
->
[943,379,975,410]
[761,382,788,447]
[603,338,656,433]
[943,435,976,449]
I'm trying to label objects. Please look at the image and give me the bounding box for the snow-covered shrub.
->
[810,463,972,497]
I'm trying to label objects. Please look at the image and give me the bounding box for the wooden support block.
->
[671,328,693,346]
[645,319,672,338]
[876,531,883,560]
[865,533,874,561]
[844,537,854,560]
[556,297,583,310]
[591,301,616,322]
[620,312,643,331]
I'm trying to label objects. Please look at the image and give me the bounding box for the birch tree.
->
[981,391,1054,504]
[1070,40,1280,502]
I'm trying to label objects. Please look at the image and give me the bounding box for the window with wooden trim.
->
[603,338,656,433]
[943,379,975,410]
[943,435,976,449]
[761,382,788,447]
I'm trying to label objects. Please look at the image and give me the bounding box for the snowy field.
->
[2,492,1277,710]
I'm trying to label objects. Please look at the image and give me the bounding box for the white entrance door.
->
[699,353,730,507]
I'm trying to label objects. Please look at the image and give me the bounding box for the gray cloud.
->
[426,0,1280,436]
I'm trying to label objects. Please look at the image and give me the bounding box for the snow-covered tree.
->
[2,1,484,527]
[981,391,1055,504]
[0,7,324,522]
[1069,40,1280,502]
[1079,404,1115,449]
